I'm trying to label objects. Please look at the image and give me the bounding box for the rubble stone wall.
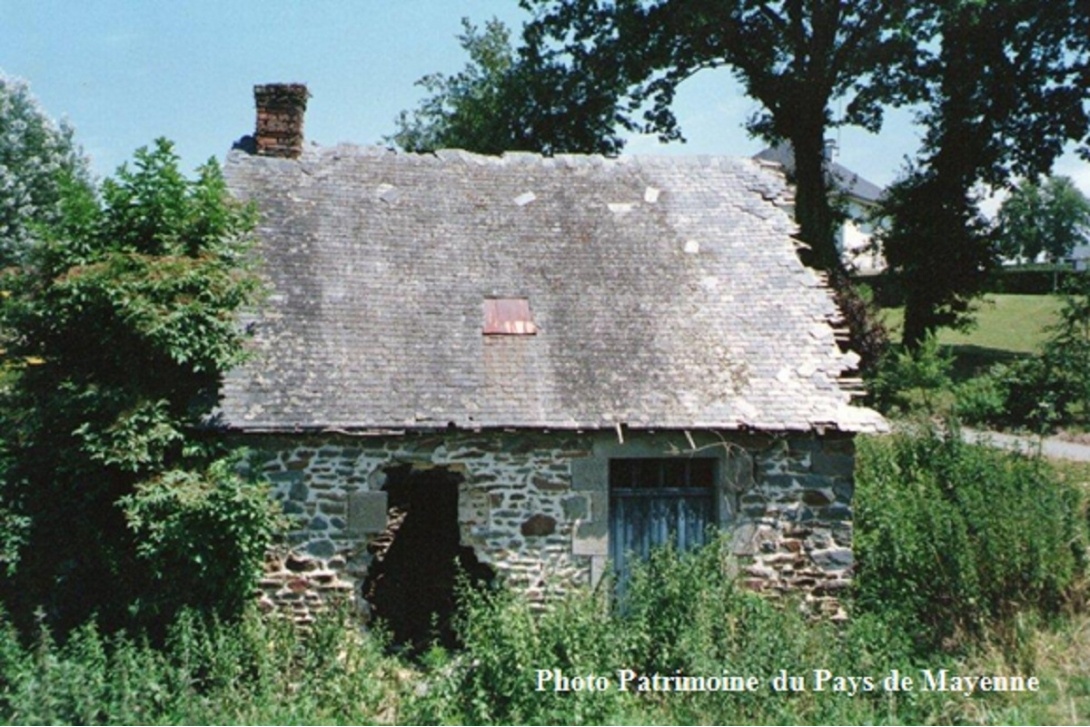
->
[245,429,856,624]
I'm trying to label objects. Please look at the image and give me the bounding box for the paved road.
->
[962,428,1090,462]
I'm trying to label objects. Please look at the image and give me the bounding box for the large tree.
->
[390,17,626,156]
[997,176,1090,264]
[522,0,921,273]
[880,0,1090,347]
[0,73,91,267]
[0,140,277,635]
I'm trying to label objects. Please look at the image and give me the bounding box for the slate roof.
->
[219,144,885,434]
[755,144,884,204]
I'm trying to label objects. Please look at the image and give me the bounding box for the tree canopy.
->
[0,139,277,635]
[0,73,92,267]
[997,176,1090,264]
[879,0,1090,347]
[390,17,625,156]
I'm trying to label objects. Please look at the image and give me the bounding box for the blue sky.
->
[2,0,1087,199]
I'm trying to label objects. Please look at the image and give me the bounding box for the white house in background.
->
[1067,243,1090,272]
[755,144,886,273]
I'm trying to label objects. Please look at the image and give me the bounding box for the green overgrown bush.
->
[868,334,954,415]
[855,424,1088,652]
[952,366,1012,425]
[0,607,400,725]
[403,539,949,725]
[1038,273,1090,424]
[119,455,282,623]
[0,140,276,635]
[953,359,1057,431]
[948,274,1090,432]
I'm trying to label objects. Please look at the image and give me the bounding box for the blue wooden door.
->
[608,458,716,586]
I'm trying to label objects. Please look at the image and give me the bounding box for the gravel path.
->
[962,427,1090,462]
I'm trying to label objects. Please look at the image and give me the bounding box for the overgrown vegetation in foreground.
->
[1,426,1087,725]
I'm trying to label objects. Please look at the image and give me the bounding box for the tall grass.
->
[1,426,1087,724]
[855,423,1088,652]
[0,608,401,725]
[403,540,957,725]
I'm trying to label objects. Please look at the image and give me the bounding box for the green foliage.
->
[1039,272,1090,424]
[855,425,1087,653]
[389,17,625,156]
[878,168,996,348]
[0,138,273,635]
[951,367,1011,425]
[949,275,1090,431]
[0,608,400,725]
[868,334,954,415]
[952,358,1054,431]
[879,0,1090,346]
[404,539,950,726]
[120,457,282,622]
[998,176,1090,263]
[0,72,92,267]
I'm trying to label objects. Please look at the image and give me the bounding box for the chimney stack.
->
[253,83,309,158]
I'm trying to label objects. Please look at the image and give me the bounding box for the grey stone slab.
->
[346,491,388,535]
[570,457,607,493]
[572,519,608,556]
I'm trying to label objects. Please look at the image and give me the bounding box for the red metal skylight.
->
[483,297,537,335]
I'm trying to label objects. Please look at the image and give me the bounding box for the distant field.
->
[881,294,1064,354]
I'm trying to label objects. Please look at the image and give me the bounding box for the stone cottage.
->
[219,84,886,637]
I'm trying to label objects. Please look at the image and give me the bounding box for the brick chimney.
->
[253,83,309,158]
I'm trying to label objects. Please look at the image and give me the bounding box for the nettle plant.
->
[0,139,278,635]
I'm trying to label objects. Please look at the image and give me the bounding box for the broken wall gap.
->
[360,463,494,653]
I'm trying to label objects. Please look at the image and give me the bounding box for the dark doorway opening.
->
[361,464,494,652]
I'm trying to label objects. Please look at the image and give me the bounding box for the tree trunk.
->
[790,126,840,271]
[901,288,931,350]
[787,124,888,371]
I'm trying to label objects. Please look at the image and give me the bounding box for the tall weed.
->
[855,423,1088,652]
[403,538,953,725]
[0,607,400,725]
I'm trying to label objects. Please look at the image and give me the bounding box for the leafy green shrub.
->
[952,367,1010,425]
[120,456,282,624]
[953,274,1090,431]
[0,607,399,725]
[868,334,954,415]
[0,139,272,635]
[404,539,951,726]
[855,424,1087,652]
[1039,272,1090,424]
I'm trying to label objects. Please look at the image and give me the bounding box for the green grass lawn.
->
[881,294,1064,353]
[881,294,1065,380]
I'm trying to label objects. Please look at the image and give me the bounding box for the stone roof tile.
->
[220,145,885,434]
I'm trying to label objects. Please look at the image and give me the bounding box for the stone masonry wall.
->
[251,431,592,624]
[246,429,856,624]
[733,433,856,618]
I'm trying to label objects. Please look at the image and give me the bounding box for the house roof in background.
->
[219,145,884,434]
[755,144,884,204]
